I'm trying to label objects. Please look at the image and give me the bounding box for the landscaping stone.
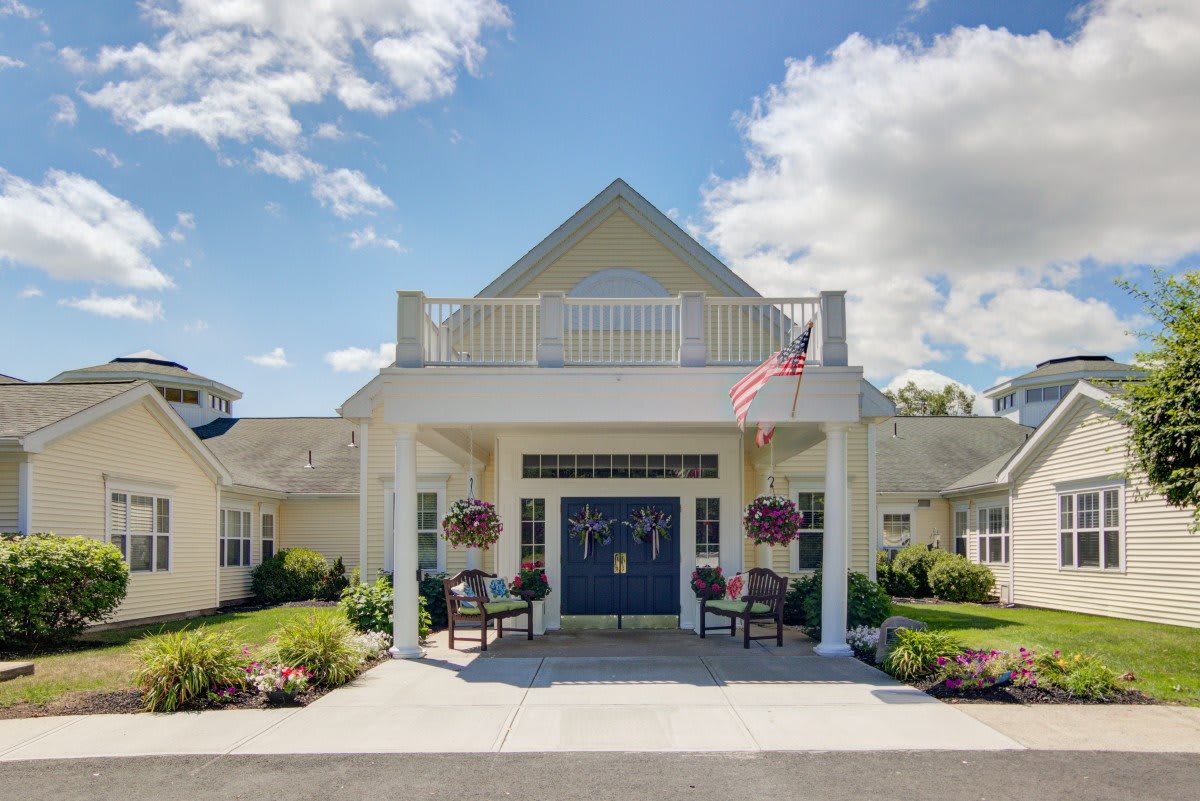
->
[0,662,33,682]
[875,615,927,664]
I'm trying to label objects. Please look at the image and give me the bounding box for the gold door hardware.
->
[613,552,628,574]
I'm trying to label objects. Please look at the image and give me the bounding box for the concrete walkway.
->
[1,629,1197,759]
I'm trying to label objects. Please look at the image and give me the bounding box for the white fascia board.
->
[860,379,897,421]
[376,366,865,426]
[982,369,1136,398]
[56,371,243,400]
[339,373,384,420]
[995,382,1114,485]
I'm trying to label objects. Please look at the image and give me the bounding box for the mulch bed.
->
[0,656,387,720]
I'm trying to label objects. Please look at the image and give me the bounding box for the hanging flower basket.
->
[567,505,615,558]
[441,498,503,549]
[743,495,804,546]
[625,506,672,559]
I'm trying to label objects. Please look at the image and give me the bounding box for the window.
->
[261,512,275,561]
[977,505,1010,564]
[158,386,199,405]
[417,492,439,571]
[109,491,170,572]
[521,454,717,479]
[210,395,231,413]
[953,509,968,557]
[695,498,720,568]
[993,392,1017,412]
[1059,487,1122,570]
[220,508,252,567]
[789,491,825,571]
[881,512,912,550]
[521,498,546,564]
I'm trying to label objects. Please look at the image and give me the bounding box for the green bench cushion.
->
[458,600,529,616]
[706,599,772,615]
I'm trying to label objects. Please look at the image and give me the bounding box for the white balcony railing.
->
[396,291,848,369]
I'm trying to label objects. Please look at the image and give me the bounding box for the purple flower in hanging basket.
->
[742,495,804,546]
[442,498,503,548]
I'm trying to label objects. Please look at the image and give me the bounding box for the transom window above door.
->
[521,454,717,479]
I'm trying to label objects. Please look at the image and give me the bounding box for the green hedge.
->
[928,556,996,602]
[782,569,891,636]
[0,533,129,645]
[890,545,953,598]
[250,548,333,604]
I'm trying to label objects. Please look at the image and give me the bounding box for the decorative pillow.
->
[486,578,510,601]
[726,574,744,600]
[450,581,477,609]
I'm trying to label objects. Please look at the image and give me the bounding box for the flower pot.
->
[266,689,298,705]
[531,599,546,636]
[756,542,774,568]
[466,546,482,570]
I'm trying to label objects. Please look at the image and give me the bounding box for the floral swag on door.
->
[625,506,672,560]
[567,505,615,559]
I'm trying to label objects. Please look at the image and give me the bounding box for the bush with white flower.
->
[846,625,880,660]
[352,631,393,659]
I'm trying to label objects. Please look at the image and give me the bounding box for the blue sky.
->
[2,0,1197,416]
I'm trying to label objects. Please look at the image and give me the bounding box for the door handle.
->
[620,553,628,574]
[613,552,628,574]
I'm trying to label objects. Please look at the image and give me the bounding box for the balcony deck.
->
[395,291,849,370]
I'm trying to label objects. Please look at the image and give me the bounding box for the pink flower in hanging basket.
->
[441,498,503,548]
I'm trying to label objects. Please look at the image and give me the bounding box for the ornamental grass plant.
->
[266,613,363,687]
[132,627,247,712]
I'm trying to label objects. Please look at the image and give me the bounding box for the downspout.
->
[867,423,878,582]
[17,454,33,535]
[358,421,369,577]
[215,485,221,610]
[1008,483,1016,605]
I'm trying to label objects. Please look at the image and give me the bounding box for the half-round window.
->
[568,268,670,298]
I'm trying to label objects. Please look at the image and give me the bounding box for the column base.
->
[813,642,853,658]
[389,644,425,660]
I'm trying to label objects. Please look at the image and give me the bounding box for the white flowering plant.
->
[846,625,880,659]
[352,631,393,659]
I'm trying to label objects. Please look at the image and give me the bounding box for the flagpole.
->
[790,320,814,417]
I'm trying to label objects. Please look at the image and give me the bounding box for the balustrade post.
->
[819,291,848,367]
[537,292,565,367]
[395,291,426,368]
[679,291,707,367]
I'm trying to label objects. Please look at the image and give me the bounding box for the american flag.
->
[729,320,813,431]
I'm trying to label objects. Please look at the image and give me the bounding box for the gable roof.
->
[0,373,26,384]
[194,417,358,494]
[995,381,1118,485]
[877,416,1033,493]
[941,447,1021,493]
[0,381,142,439]
[476,179,761,299]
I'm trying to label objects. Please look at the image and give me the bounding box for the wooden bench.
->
[443,569,532,652]
[699,567,788,648]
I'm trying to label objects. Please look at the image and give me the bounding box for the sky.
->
[1,0,1198,416]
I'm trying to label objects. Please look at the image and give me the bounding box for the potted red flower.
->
[512,561,551,635]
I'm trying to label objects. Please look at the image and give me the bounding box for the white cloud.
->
[324,343,394,372]
[169,211,195,242]
[0,168,170,288]
[50,95,76,126]
[701,0,1196,379]
[0,55,24,70]
[254,149,392,217]
[264,200,283,217]
[246,346,290,368]
[80,0,511,149]
[17,284,41,298]
[91,147,123,168]
[58,46,88,73]
[349,225,403,251]
[314,122,344,140]
[59,293,164,321]
[884,368,990,415]
[0,1,36,19]
[183,318,208,333]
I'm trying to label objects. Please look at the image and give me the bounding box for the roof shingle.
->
[877,416,1033,493]
[193,417,359,494]
[0,382,142,439]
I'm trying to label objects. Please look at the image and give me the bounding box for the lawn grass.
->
[894,602,1200,706]
[0,605,342,709]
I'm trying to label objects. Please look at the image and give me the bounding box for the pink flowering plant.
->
[742,495,804,546]
[691,565,726,600]
[247,662,311,699]
[441,498,503,549]
[512,561,552,601]
[934,649,1028,692]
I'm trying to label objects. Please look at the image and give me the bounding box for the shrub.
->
[875,550,917,597]
[267,613,364,687]
[1035,650,1122,700]
[418,571,448,629]
[0,533,129,645]
[883,628,964,681]
[352,631,393,659]
[419,594,432,640]
[935,648,1027,691]
[132,627,247,712]
[340,577,392,634]
[251,548,330,603]
[891,545,952,598]
[845,625,880,660]
[317,556,351,601]
[928,556,996,602]
[783,569,892,635]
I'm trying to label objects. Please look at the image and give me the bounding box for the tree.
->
[884,380,976,416]
[1117,270,1200,529]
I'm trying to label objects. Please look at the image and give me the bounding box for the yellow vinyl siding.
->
[279,496,359,569]
[513,209,725,297]
[744,425,871,578]
[218,490,275,604]
[0,460,18,531]
[1010,403,1200,627]
[29,400,219,622]
[952,491,1011,594]
[915,499,951,549]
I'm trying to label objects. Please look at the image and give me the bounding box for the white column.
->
[756,469,773,569]
[390,426,424,659]
[537,291,565,367]
[815,422,852,657]
[395,291,426,368]
[465,466,482,570]
[678,291,707,366]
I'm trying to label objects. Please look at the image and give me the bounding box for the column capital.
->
[822,421,851,436]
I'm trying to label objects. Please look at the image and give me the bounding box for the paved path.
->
[2,751,1198,801]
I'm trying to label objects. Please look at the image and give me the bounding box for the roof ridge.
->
[0,380,142,388]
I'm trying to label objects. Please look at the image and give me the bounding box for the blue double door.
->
[561,497,681,620]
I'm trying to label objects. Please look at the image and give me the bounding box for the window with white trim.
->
[695,497,720,568]
[521,498,547,565]
[1059,487,1122,570]
[881,512,912,551]
[261,512,276,561]
[220,508,252,567]
[416,492,439,572]
[109,491,171,572]
[977,505,1010,564]
[793,491,824,571]
[953,509,968,558]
